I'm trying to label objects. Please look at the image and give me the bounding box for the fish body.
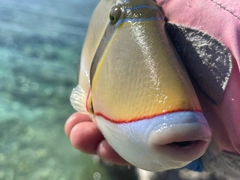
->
[71,0,212,171]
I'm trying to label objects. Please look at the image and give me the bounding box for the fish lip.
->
[155,140,209,162]
[149,122,212,161]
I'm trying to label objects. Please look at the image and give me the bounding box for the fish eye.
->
[109,5,121,24]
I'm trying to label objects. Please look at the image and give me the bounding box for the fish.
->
[70,0,212,172]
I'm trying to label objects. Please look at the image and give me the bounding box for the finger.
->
[97,140,130,165]
[69,121,104,154]
[65,112,91,137]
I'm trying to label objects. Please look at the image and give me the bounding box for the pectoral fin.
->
[70,85,89,114]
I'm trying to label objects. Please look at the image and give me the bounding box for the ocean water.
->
[0,0,224,180]
[0,0,138,179]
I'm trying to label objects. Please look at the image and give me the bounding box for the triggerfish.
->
[70,0,212,171]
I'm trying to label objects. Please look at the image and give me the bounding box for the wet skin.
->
[65,0,240,170]
[65,69,240,166]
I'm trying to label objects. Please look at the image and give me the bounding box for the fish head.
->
[71,0,212,172]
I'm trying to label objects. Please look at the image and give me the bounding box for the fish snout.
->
[96,111,212,172]
[149,112,212,162]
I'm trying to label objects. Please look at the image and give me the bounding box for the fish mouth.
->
[149,113,212,162]
[158,140,209,162]
[95,111,212,171]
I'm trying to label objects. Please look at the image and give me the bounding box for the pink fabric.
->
[157,0,240,154]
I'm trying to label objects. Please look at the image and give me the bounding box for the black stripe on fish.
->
[90,23,115,86]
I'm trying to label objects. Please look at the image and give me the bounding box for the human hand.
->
[64,112,129,165]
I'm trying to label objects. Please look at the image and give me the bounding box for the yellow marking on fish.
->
[91,20,201,122]
[71,0,201,123]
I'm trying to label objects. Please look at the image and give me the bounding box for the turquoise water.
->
[0,0,137,179]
